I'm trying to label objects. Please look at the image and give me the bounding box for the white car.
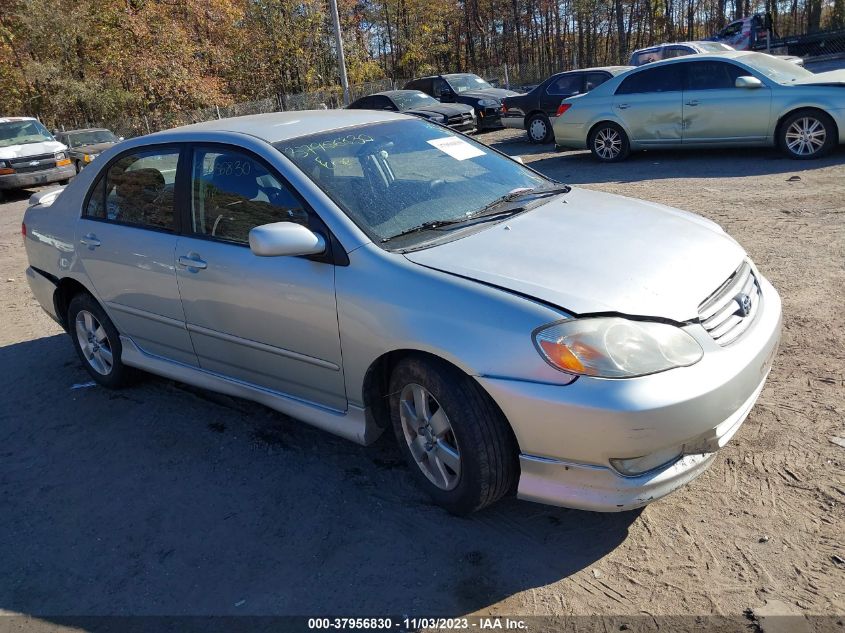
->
[0,117,75,201]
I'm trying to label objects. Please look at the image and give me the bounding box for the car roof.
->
[555,65,632,74]
[61,128,112,134]
[637,51,756,64]
[372,90,426,97]
[159,110,407,143]
[0,117,38,124]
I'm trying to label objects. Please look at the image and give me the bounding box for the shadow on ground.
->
[0,334,638,617]
[487,133,845,184]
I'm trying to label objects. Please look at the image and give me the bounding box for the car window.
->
[616,65,683,94]
[190,148,308,244]
[685,61,745,90]
[84,148,179,231]
[584,72,611,91]
[546,74,582,96]
[374,96,395,110]
[432,78,448,97]
[630,49,662,65]
[348,96,372,109]
[721,21,743,37]
[664,46,693,59]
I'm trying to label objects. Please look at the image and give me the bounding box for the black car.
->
[403,74,520,130]
[55,128,121,173]
[501,66,632,143]
[348,90,476,132]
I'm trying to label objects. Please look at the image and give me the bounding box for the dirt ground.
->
[1,133,843,627]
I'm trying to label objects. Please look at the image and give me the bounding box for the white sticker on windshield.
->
[427,136,486,161]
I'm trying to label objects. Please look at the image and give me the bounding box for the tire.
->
[526,113,553,144]
[779,109,837,160]
[75,161,82,174]
[389,355,518,515]
[67,293,132,388]
[59,179,70,185]
[588,122,630,162]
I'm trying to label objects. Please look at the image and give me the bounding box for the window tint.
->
[546,74,582,96]
[685,61,745,90]
[616,65,682,94]
[85,148,179,230]
[631,49,662,65]
[663,46,692,59]
[584,72,611,91]
[191,148,308,244]
[433,78,449,97]
[374,96,396,110]
[721,21,743,37]
[349,96,372,109]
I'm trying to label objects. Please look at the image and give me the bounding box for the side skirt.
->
[120,336,383,446]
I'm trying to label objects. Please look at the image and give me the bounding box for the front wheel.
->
[779,109,837,160]
[589,122,630,162]
[389,356,518,515]
[68,293,133,388]
[526,113,553,144]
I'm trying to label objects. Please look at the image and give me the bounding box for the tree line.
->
[1,0,842,128]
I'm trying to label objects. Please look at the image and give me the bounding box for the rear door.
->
[173,145,346,410]
[613,65,683,144]
[540,73,583,116]
[76,145,198,365]
[682,60,771,143]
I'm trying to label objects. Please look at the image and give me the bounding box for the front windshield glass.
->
[68,130,118,147]
[0,120,54,148]
[392,91,440,110]
[275,119,547,246]
[444,74,494,93]
[740,53,813,83]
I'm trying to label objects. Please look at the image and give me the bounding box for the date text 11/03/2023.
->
[307,617,529,630]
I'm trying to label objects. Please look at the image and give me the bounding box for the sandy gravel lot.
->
[1,134,843,627]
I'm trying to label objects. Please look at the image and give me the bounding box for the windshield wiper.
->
[381,218,470,243]
[470,184,571,219]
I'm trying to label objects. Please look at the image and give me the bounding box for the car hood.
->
[457,88,520,101]
[403,187,746,322]
[405,103,474,117]
[793,69,845,85]
[71,141,117,154]
[0,139,67,160]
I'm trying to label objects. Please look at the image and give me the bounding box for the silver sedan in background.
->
[553,51,845,161]
[24,111,780,514]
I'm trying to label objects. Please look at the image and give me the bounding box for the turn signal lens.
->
[0,167,13,175]
[556,103,572,117]
[534,317,703,378]
[57,158,71,167]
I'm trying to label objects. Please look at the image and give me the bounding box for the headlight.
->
[84,153,96,162]
[54,152,66,160]
[533,317,703,378]
[0,159,8,168]
[478,99,499,107]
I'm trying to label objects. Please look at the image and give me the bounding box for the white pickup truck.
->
[0,117,76,202]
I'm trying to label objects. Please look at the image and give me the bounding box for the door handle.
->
[685,100,700,106]
[177,254,207,270]
[616,103,630,110]
[79,233,101,248]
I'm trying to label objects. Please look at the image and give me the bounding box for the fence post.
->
[504,63,510,90]
[215,105,221,119]
[143,115,151,135]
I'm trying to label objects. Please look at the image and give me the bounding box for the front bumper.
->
[478,274,782,511]
[477,107,504,129]
[501,114,525,130]
[0,164,75,190]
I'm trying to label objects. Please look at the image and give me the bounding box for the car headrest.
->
[115,168,165,200]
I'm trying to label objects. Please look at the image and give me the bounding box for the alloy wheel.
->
[75,310,114,376]
[398,383,461,490]
[594,128,622,160]
[785,117,826,156]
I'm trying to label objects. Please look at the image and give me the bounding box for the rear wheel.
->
[67,293,132,388]
[589,122,630,162]
[389,355,518,515]
[779,109,836,160]
[526,113,553,144]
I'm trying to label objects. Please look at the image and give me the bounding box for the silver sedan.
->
[553,51,845,161]
[24,111,781,514]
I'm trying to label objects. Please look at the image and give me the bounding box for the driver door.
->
[173,145,346,410]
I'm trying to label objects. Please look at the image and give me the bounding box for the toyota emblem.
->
[736,293,752,317]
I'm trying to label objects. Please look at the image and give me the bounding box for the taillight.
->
[21,222,26,240]
[556,103,572,117]
[502,103,508,113]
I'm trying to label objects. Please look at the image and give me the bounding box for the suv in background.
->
[630,40,804,66]
[0,117,74,201]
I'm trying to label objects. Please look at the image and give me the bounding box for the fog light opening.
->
[609,446,684,477]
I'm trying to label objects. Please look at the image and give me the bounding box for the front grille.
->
[10,153,57,173]
[698,261,761,346]
[447,113,473,125]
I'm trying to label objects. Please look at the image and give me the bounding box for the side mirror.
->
[735,76,763,89]
[440,88,454,101]
[249,221,326,257]
[118,136,125,141]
